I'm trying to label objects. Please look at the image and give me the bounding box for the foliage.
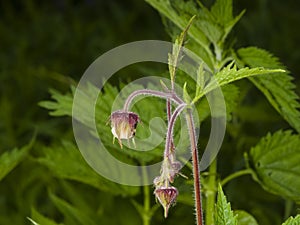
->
[215,185,237,225]
[248,130,300,203]
[1,0,300,225]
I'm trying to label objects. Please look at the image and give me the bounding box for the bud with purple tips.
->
[154,186,178,218]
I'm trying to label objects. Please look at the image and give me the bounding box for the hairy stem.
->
[123,89,183,112]
[221,169,253,186]
[185,109,203,225]
[166,99,175,153]
[205,159,217,225]
[164,104,186,158]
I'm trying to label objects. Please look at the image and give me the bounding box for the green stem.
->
[205,159,217,225]
[284,199,293,220]
[221,169,253,186]
[142,167,151,225]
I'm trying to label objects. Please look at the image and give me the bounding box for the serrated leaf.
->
[204,65,285,93]
[50,193,97,225]
[146,0,245,70]
[145,0,214,69]
[37,141,139,196]
[195,62,205,98]
[282,215,300,225]
[203,63,284,95]
[39,82,167,163]
[39,88,73,117]
[249,130,300,203]
[234,210,258,225]
[169,15,195,82]
[236,47,300,133]
[0,137,34,181]
[215,184,237,225]
[195,83,239,122]
[29,208,62,225]
[211,0,233,24]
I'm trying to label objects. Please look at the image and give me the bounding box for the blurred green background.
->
[0,0,299,224]
[1,0,299,149]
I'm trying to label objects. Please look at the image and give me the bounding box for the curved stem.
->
[185,109,203,225]
[166,99,175,154]
[164,103,186,158]
[221,169,253,186]
[123,89,183,112]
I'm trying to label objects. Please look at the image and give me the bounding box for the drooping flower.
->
[109,110,140,148]
[154,186,178,218]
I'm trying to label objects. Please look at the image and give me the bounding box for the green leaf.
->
[249,130,300,203]
[210,0,233,25]
[210,0,245,42]
[236,47,300,133]
[146,0,245,70]
[234,210,258,225]
[169,15,195,82]
[195,84,239,122]
[202,63,284,97]
[195,62,205,99]
[39,88,73,117]
[145,0,214,68]
[40,82,167,163]
[183,82,191,103]
[37,141,139,196]
[50,193,97,225]
[0,137,34,181]
[215,184,237,225]
[28,208,62,225]
[282,215,300,225]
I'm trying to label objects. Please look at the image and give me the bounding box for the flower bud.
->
[154,186,178,218]
[109,110,140,148]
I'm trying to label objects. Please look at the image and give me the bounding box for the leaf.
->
[39,82,167,163]
[195,83,239,122]
[39,88,73,117]
[234,210,259,225]
[37,141,139,196]
[248,130,300,203]
[236,47,300,133]
[0,137,34,181]
[50,193,97,225]
[145,0,245,70]
[210,0,233,25]
[202,63,285,96]
[210,0,245,42]
[215,184,237,225]
[282,215,300,225]
[195,62,205,97]
[169,15,195,82]
[183,82,191,103]
[28,208,62,225]
[145,0,214,68]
